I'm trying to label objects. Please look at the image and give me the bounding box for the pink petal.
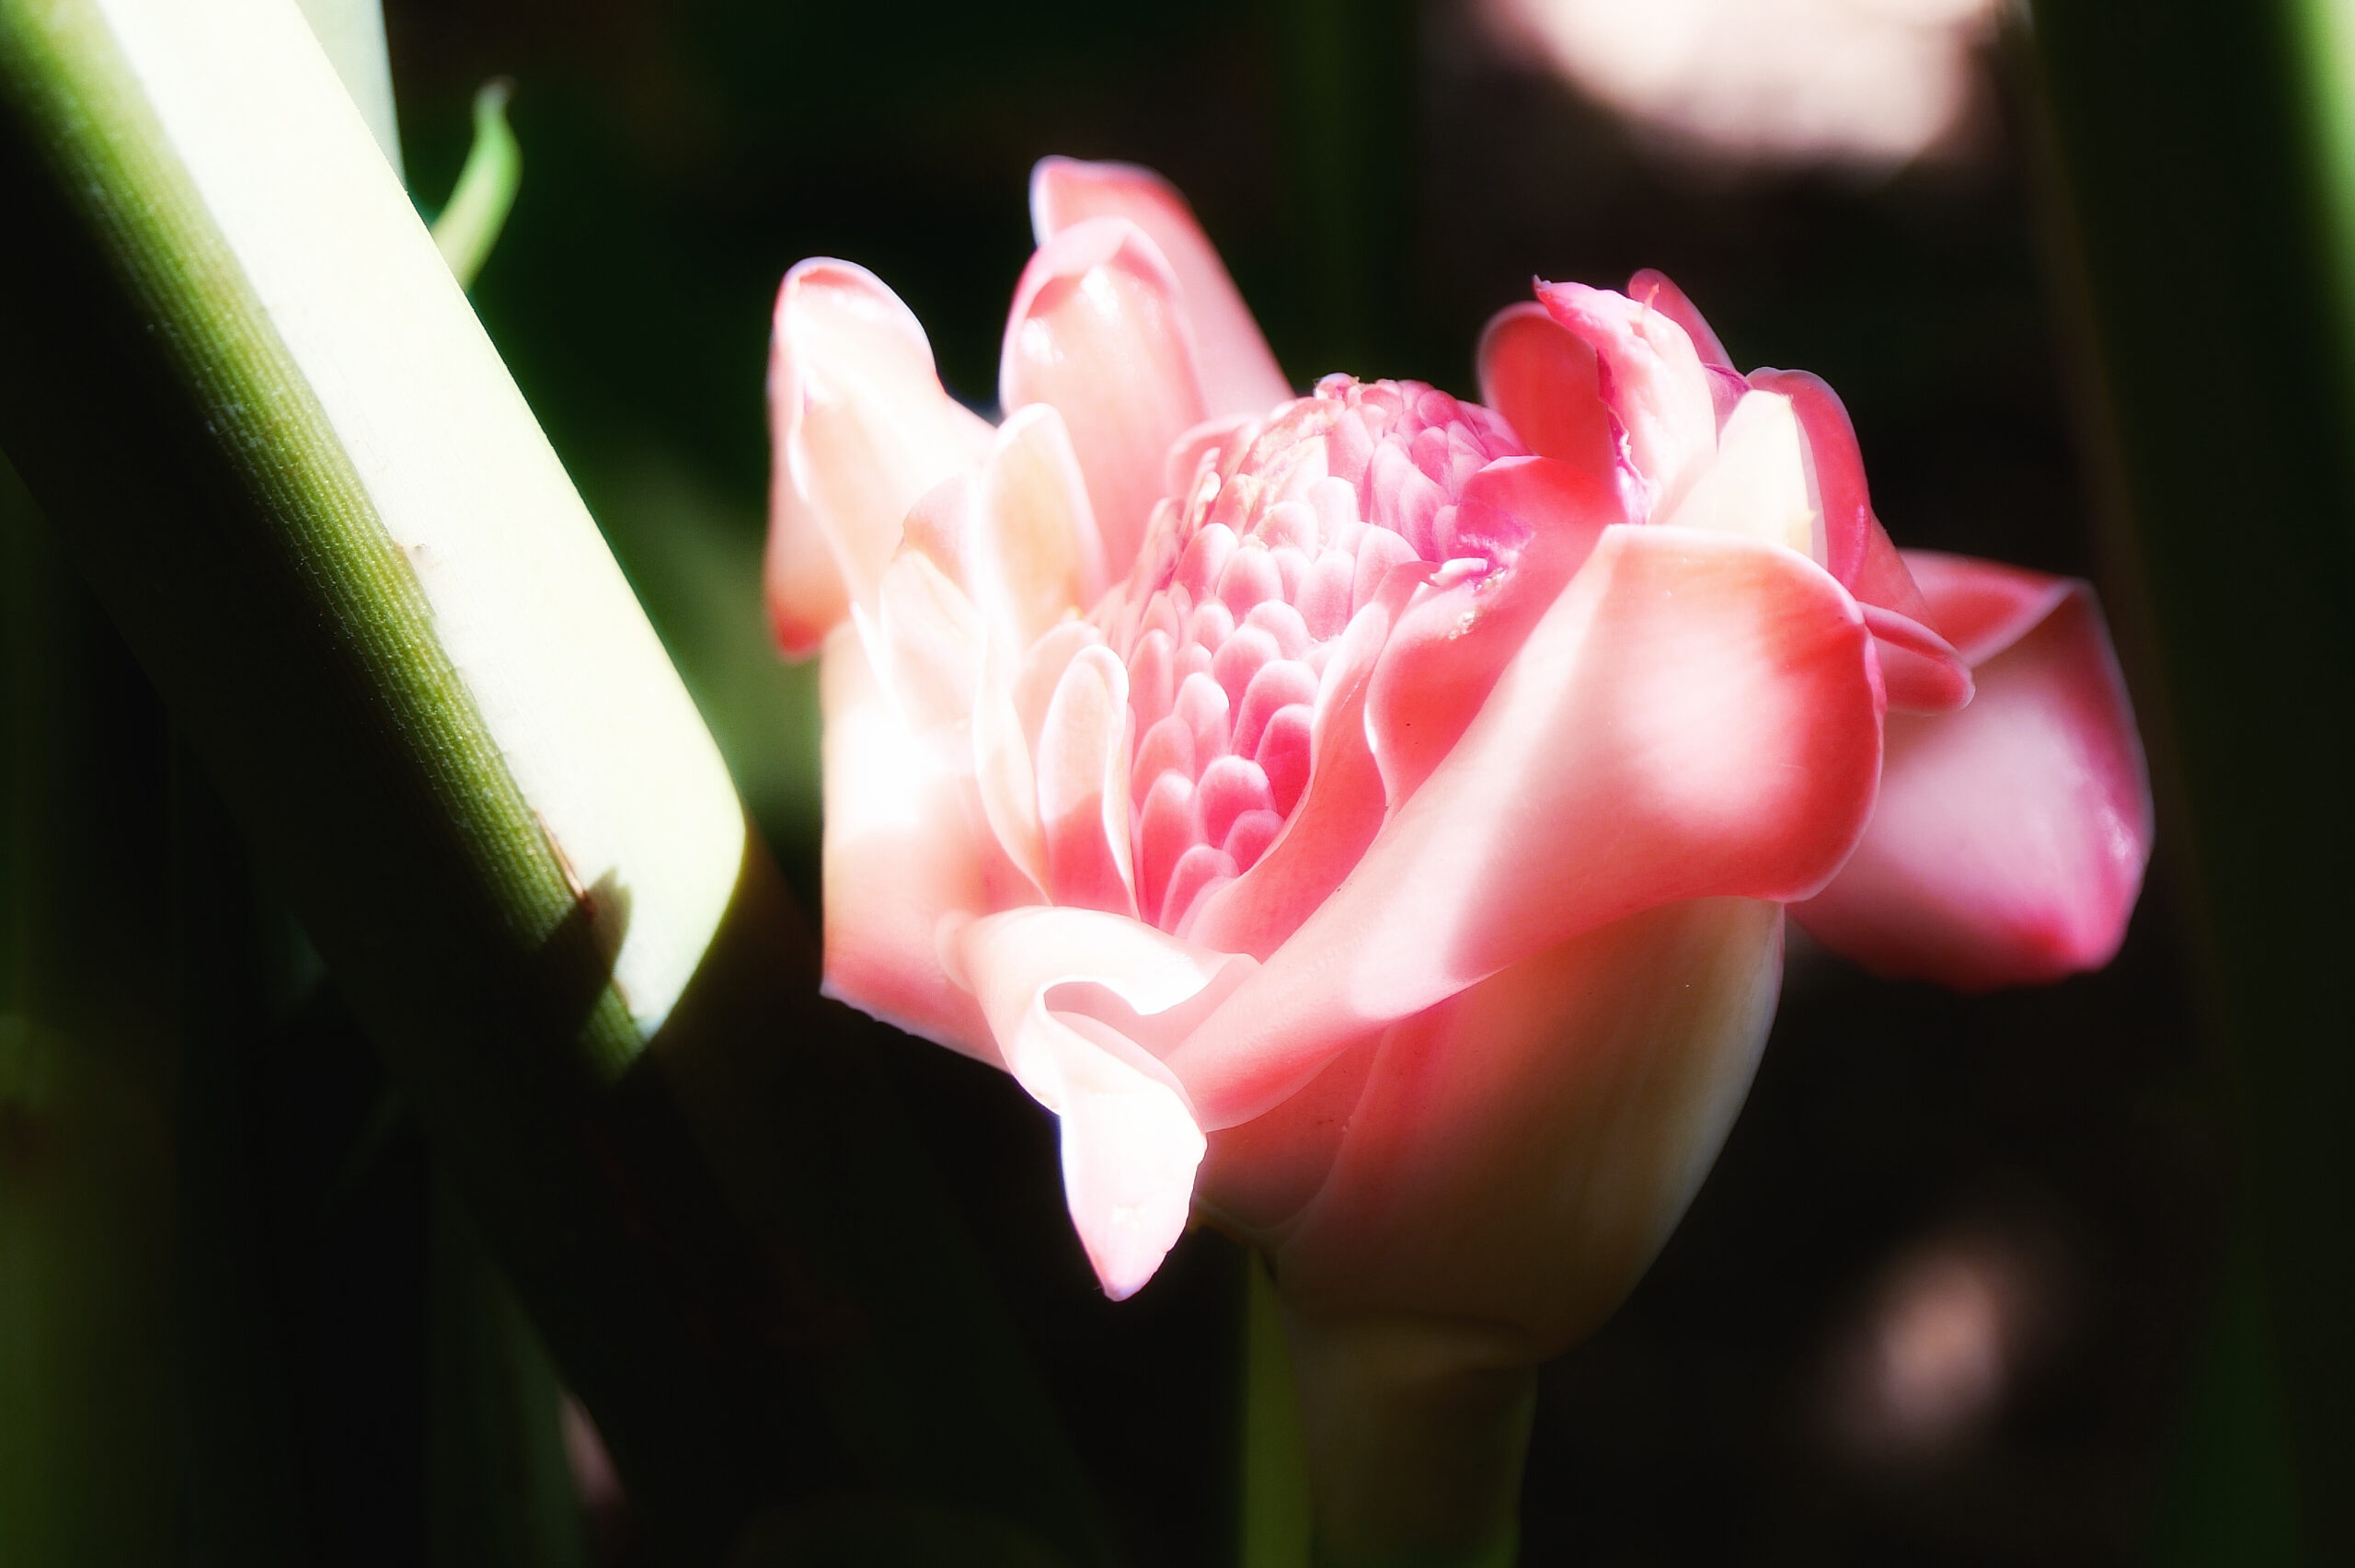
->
[1036,645,1139,918]
[1536,280,1719,518]
[1626,268,1733,370]
[1030,157,1292,419]
[1168,525,1883,1126]
[1183,567,1429,960]
[1001,218,1211,581]
[816,626,997,1062]
[955,908,1257,1298]
[1746,367,1971,714]
[1200,898,1783,1349]
[1366,457,1616,810]
[1794,555,2151,989]
[971,404,1109,646]
[1474,303,1614,478]
[769,260,992,653]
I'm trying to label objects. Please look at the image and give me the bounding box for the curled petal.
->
[1474,303,1614,478]
[1030,156,1292,418]
[1795,555,2152,989]
[769,260,991,654]
[1626,268,1733,370]
[1001,217,1211,579]
[816,626,996,1061]
[1535,280,1718,518]
[956,908,1257,1298]
[1169,526,1882,1126]
[1747,367,1970,713]
[1204,898,1782,1349]
[1366,457,1615,810]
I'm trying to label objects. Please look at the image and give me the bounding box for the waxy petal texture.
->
[1030,157,1292,419]
[1168,526,1883,1126]
[1536,280,1718,516]
[1794,553,2152,989]
[956,907,1255,1297]
[1475,303,1614,476]
[1202,898,1782,1350]
[817,626,996,1060]
[769,260,991,653]
[1002,218,1210,578]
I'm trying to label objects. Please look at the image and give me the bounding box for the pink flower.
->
[764,159,2149,1365]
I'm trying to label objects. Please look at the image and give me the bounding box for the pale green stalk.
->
[432,80,519,290]
[0,1,1106,1560]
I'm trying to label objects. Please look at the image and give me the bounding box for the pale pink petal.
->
[1794,555,2151,989]
[1626,268,1733,370]
[816,626,997,1062]
[1536,280,1719,518]
[1746,366,1971,714]
[1030,157,1292,418]
[1474,303,1614,478]
[1653,389,1820,556]
[873,550,984,759]
[1168,526,1883,1126]
[769,260,991,651]
[1036,645,1139,918]
[955,908,1258,1298]
[1001,218,1211,580]
[972,404,1108,645]
[1201,898,1782,1351]
[1366,457,1616,809]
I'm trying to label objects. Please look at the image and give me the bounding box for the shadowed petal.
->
[1030,156,1292,418]
[1794,554,2151,989]
[1203,898,1782,1351]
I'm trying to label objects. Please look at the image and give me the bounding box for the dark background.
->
[355,2,2227,1561]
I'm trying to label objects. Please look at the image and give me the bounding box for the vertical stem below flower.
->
[1283,1308,1534,1568]
[2028,1,2355,1557]
[1242,1253,1314,1568]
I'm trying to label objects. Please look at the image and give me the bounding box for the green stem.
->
[0,4,1104,1562]
[1241,1254,1314,1568]
[2027,2,2355,1557]
[1283,1309,1532,1568]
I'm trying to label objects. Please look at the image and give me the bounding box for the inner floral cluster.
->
[1098,377,1528,933]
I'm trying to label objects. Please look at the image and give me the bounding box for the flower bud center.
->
[1097,375,1528,933]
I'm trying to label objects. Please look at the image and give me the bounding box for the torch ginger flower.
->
[765,159,2148,1545]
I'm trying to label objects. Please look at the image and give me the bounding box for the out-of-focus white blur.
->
[1478,0,2005,167]
[1824,1226,2067,1463]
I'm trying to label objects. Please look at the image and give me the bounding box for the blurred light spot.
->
[1478,0,2004,167]
[560,1393,623,1515]
[1826,1227,2059,1463]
